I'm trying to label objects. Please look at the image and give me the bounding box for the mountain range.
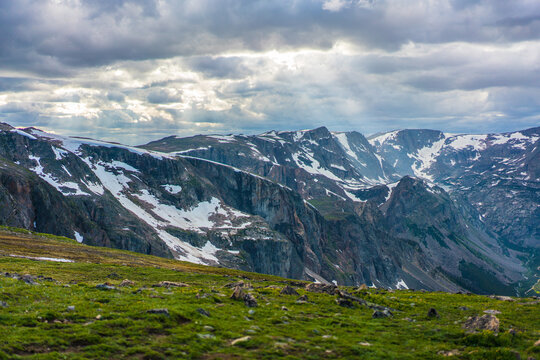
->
[0,122,537,295]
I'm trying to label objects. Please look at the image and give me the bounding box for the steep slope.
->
[368,127,540,248]
[0,124,326,278]
[142,126,526,294]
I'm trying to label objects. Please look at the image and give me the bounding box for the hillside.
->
[0,228,539,359]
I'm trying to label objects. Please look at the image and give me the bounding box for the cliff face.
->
[0,123,534,294]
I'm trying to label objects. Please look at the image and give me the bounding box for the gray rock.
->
[372,309,393,318]
[96,283,116,290]
[280,285,299,296]
[197,308,211,317]
[146,308,170,316]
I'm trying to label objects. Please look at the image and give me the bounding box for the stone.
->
[154,281,189,288]
[281,306,289,311]
[230,286,246,301]
[372,309,393,318]
[244,293,258,308]
[67,306,75,311]
[197,334,215,339]
[197,308,211,317]
[463,314,499,332]
[488,295,515,302]
[437,349,460,357]
[95,314,102,320]
[306,283,337,295]
[427,308,439,318]
[96,283,116,290]
[146,308,170,316]
[231,336,251,346]
[336,298,354,308]
[248,309,255,315]
[0,301,7,308]
[119,279,135,287]
[483,309,501,315]
[534,339,540,347]
[296,294,309,303]
[358,284,368,290]
[358,342,372,346]
[203,325,215,332]
[280,285,299,296]
[459,306,470,311]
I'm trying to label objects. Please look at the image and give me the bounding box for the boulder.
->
[280,285,299,296]
[305,283,337,295]
[463,314,499,332]
[146,308,170,316]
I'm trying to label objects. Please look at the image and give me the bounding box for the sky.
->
[0,0,539,145]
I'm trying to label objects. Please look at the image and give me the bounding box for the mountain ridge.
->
[0,122,537,295]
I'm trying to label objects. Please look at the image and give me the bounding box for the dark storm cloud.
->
[2,0,539,74]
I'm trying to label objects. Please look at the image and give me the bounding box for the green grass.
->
[0,229,539,359]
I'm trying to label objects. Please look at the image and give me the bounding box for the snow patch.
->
[74,231,84,243]
[395,279,409,290]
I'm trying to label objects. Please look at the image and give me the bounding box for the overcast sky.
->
[1,0,539,144]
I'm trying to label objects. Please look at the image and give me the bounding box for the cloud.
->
[0,0,539,144]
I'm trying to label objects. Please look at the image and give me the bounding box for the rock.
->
[21,274,38,285]
[372,309,393,318]
[96,283,116,290]
[231,336,251,346]
[119,279,135,287]
[281,306,289,311]
[280,285,299,296]
[427,308,439,318]
[231,286,247,301]
[534,339,540,347]
[248,309,255,315]
[147,308,170,316]
[197,333,215,339]
[107,272,121,279]
[231,286,258,307]
[336,298,354,308]
[197,308,210,317]
[306,283,337,295]
[463,314,499,332]
[488,295,515,302]
[0,301,7,308]
[459,306,470,311]
[359,342,372,346]
[95,314,102,320]
[67,306,75,312]
[153,281,189,288]
[437,349,460,357]
[483,309,501,315]
[296,294,309,303]
[203,325,215,332]
[358,284,368,290]
[508,328,517,336]
[244,294,258,308]
[224,280,246,288]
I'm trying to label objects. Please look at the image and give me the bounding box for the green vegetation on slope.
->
[0,229,539,359]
